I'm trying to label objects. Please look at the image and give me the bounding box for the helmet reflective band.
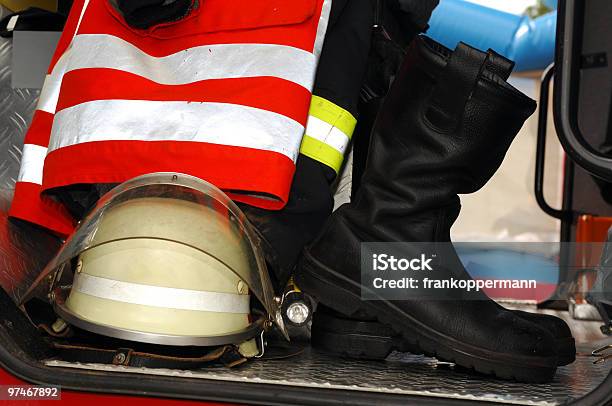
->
[68,241,250,337]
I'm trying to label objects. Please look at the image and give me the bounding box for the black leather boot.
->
[297,36,559,382]
[343,46,576,367]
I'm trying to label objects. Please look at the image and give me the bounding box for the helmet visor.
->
[24,173,281,329]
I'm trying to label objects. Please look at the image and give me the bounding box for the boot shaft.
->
[346,36,536,240]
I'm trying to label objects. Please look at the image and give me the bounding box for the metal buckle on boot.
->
[591,344,612,364]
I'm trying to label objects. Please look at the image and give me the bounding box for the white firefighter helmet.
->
[32,173,285,347]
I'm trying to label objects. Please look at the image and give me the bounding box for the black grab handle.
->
[535,64,572,221]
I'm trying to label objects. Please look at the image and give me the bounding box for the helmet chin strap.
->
[253,330,267,359]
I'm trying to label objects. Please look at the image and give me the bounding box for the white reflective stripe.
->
[73,273,250,314]
[304,115,350,155]
[64,34,316,90]
[313,0,332,59]
[7,16,19,32]
[49,99,304,161]
[37,52,70,114]
[17,144,47,185]
[36,0,89,114]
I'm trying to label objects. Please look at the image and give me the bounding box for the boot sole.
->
[312,311,576,366]
[297,249,558,383]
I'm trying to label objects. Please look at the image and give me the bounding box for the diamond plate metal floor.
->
[0,18,61,303]
[46,341,610,406]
